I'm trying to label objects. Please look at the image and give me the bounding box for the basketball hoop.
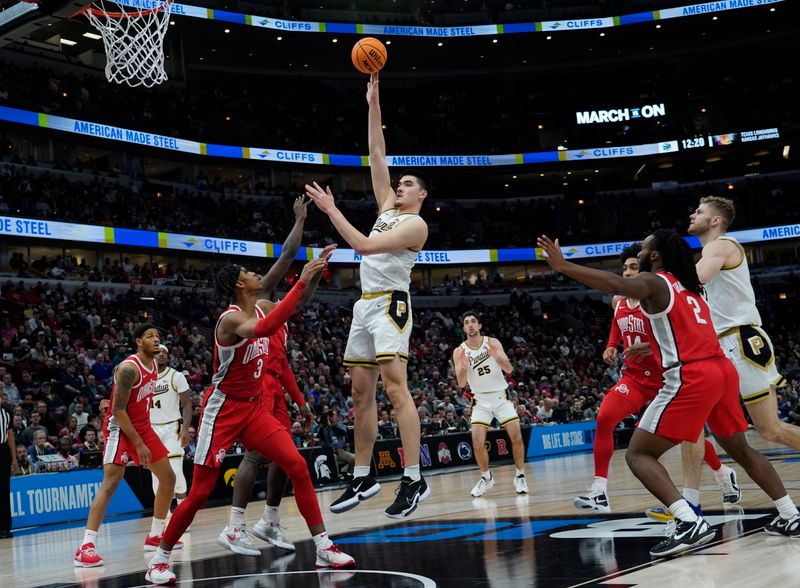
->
[83,0,173,88]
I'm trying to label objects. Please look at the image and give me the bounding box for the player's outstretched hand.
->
[602,346,618,366]
[305,182,337,215]
[300,257,327,283]
[293,195,310,220]
[536,235,567,272]
[318,243,337,263]
[367,71,379,106]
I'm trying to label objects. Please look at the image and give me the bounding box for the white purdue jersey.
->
[150,367,189,425]
[703,236,762,335]
[461,337,508,393]
[360,210,423,292]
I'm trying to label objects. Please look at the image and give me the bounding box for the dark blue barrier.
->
[526,421,597,459]
[10,468,143,530]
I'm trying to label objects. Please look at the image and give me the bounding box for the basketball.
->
[351,37,387,74]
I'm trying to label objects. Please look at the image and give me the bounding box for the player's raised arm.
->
[452,346,468,388]
[306,182,427,255]
[260,196,310,294]
[367,72,396,213]
[537,235,662,302]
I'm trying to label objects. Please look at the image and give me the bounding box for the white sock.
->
[515,468,525,478]
[353,466,371,479]
[774,495,799,520]
[713,464,731,479]
[176,498,185,506]
[669,499,699,523]
[593,477,608,492]
[263,505,280,524]
[313,531,333,550]
[404,464,421,482]
[682,487,701,507]
[150,517,165,538]
[82,529,98,546]
[151,546,171,565]
[230,506,246,526]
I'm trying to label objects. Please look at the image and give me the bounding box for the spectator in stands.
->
[2,374,19,406]
[457,407,472,432]
[90,353,113,385]
[14,445,31,476]
[11,414,25,445]
[537,398,555,423]
[27,430,55,463]
[290,421,306,448]
[56,436,78,470]
[59,363,83,401]
[79,426,100,453]
[319,409,355,474]
[21,412,46,447]
[71,401,89,428]
[60,415,81,447]
[378,409,396,439]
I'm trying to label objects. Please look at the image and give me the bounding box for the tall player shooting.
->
[75,324,179,568]
[574,245,739,514]
[305,72,430,519]
[538,230,800,556]
[219,197,323,555]
[453,311,528,497]
[150,344,192,507]
[144,249,354,586]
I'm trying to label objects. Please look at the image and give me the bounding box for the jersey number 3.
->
[254,358,263,379]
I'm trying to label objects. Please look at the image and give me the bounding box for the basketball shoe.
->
[514,474,528,494]
[143,535,184,551]
[74,543,103,568]
[646,502,701,523]
[315,544,356,568]
[764,513,800,537]
[330,475,381,514]
[145,561,176,585]
[385,476,430,519]
[471,473,495,497]
[649,517,716,557]
[574,484,610,513]
[716,467,742,504]
[217,524,261,556]
[252,519,295,551]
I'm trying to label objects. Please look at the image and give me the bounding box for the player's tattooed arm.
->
[112,363,149,463]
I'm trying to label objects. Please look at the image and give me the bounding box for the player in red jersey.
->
[218,197,324,554]
[574,245,739,514]
[75,323,180,568]
[539,229,799,557]
[146,247,354,586]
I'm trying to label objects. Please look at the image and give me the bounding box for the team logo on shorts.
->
[315,455,332,480]
[616,384,629,395]
[457,441,473,461]
[437,442,452,465]
[120,451,130,464]
[215,448,227,464]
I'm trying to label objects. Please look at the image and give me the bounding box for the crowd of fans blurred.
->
[1,160,799,253]
[3,275,800,477]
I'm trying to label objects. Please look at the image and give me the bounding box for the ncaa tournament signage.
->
[10,469,142,529]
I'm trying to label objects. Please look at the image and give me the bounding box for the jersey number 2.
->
[254,358,264,379]
[686,296,708,325]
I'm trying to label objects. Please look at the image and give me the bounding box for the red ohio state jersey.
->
[107,354,157,430]
[265,323,288,376]
[642,271,725,368]
[211,305,270,398]
[611,298,661,376]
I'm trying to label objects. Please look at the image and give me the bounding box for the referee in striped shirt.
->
[1,405,15,538]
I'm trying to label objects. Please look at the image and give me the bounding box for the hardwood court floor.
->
[3,431,800,587]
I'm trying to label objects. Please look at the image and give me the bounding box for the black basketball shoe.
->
[385,476,430,519]
[649,517,716,557]
[329,475,381,514]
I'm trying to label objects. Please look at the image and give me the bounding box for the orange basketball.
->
[351,37,387,74]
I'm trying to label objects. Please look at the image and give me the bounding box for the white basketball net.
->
[84,0,173,88]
